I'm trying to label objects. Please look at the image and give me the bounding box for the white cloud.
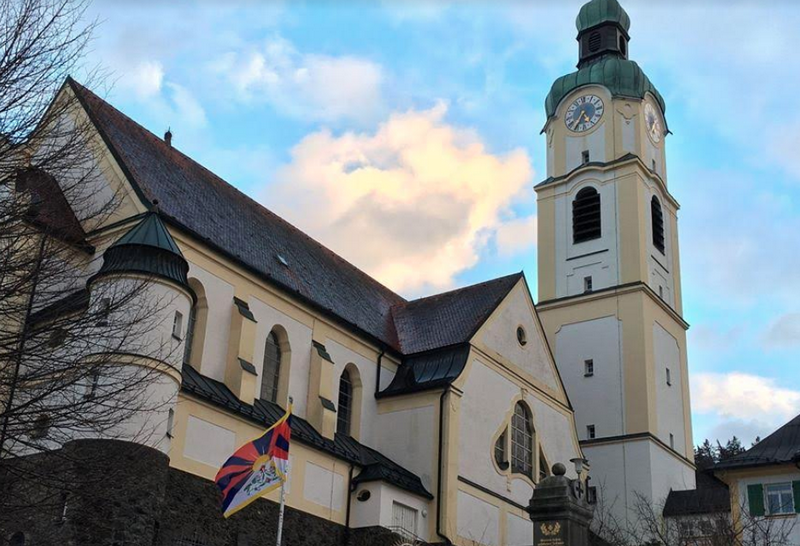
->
[495,215,537,257]
[266,102,533,295]
[124,60,164,99]
[212,36,384,124]
[763,313,800,350]
[692,372,800,426]
[165,83,207,128]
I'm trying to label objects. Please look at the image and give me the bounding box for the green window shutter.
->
[793,481,800,513]
[748,484,765,516]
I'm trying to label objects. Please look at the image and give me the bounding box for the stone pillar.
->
[528,463,594,546]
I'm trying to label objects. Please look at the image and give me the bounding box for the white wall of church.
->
[586,438,695,527]
[555,316,624,439]
[457,490,501,546]
[374,404,437,494]
[553,173,621,298]
[653,323,687,455]
[185,263,234,382]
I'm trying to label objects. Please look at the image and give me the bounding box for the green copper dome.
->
[545,56,665,120]
[576,0,630,34]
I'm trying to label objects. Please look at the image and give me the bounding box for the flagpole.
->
[276,397,292,546]
[275,479,286,546]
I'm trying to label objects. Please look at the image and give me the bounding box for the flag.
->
[215,405,292,518]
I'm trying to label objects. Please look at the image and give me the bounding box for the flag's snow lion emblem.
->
[540,522,561,536]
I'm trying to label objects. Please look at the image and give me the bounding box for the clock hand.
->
[571,109,585,130]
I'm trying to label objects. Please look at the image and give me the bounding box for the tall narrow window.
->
[573,187,601,243]
[587,425,596,439]
[651,196,665,253]
[581,150,590,164]
[511,403,533,478]
[172,311,183,340]
[584,359,594,377]
[584,276,593,293]
[337,369,353,435]
[183,305,197,365]
[261,331,282,403]
[666,368,672,386]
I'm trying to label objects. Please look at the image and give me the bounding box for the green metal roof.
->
[111,212,183,255]
[544,56,666,122]
[576,0,630,34]
[93,212,191,293]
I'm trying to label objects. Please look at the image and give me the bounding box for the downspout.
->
[436,388,453,545]
[374,348,385,395]
[345,463,354,544]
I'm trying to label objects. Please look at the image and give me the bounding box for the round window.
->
[516,326,527,347]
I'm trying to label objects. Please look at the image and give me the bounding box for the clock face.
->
[565,95,604,133]
[645,102,663,143]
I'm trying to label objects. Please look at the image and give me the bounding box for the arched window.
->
[183,279,208,367]
[651,196,665,254]
[511,403,533,478]
[337,369,353,435]
[261,331,281,403]
[573,187,601,243]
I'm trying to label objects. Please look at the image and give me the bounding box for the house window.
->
[84,369,100,399]
[392,502,418,540]
[651,196,665,253]
[581,150,590,164]
[766,483,795,515]
[337,369,353,436]
[30,414,51,440]
[511,403,534,478]
[261,331,282,403]
[573,187,601,243]
[587,425,596,440]
[494,431,508,470]
[584,276,593,293]
[666,368,672,386]
[97,298,111,326]
[584,359,594,377]
[172,311,183,340]
[669,433,675,449]
[48,328,67,348]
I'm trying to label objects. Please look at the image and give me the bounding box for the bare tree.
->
[591,491,796,546]
[0,0,184,542]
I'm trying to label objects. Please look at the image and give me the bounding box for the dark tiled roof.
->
[715,413,800,471]
[663,471,730,517]
[69,79,404,350]
[68,78,524,359]
[181,365,432,499]
[392,273,522,354]
[15,168,91,250]
[379,345,471,397]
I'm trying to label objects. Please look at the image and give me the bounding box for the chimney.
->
[164,128,172,147]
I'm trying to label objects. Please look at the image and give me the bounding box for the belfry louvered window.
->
[573,187,601,243]
[511,403,534,478]
[261,331,281,403]
[337,369,352,436]
[651,196,665,253]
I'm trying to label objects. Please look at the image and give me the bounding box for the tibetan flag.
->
[215,406,292,518]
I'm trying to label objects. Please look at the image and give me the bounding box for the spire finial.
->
[164,127,172,147]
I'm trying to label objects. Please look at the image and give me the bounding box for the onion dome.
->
[545,56,665,120]
[92,212,191,292]
[576,0,631,34]
[544,0,666,125]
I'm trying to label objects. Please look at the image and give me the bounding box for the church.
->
[1,0,697,545]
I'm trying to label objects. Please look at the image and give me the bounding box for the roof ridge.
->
[68,78,407,306]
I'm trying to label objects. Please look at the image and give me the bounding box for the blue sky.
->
[83,0,800,448]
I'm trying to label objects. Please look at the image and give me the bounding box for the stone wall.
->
[1,440,432,546]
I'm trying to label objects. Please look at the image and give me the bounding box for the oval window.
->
[516,326,527,347]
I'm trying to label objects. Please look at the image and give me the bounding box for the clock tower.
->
[535,0,695,524]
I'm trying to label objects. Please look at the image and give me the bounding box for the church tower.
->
[535,0,695,521]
